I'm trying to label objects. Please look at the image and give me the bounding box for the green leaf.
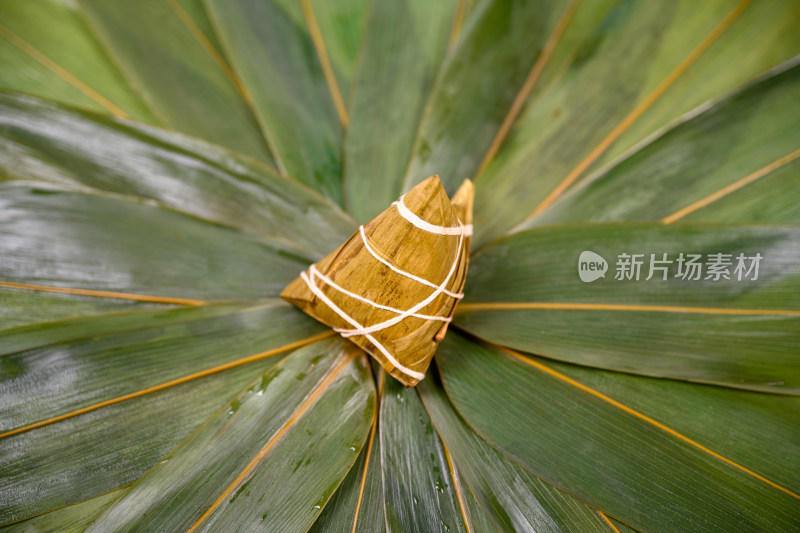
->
[473,0,800,247]
[529,57,800,226]
[0,289,163,330]
[678,154,800,224]
[381,377,466,533]
[588,0,800,173]
[437,334,800,532]
[77,0,274,164]
[0,91,355,260]
[87,339,374,532]
[205,0,344,203]
[344,0,456,222]
[309,397,383,533]
[0,182,307,301]
[0,488,124,533]
[0,302,324,432]
[305,0,367,98]
[419,373,612,532]
[402,0,570,193]
[0,0,157,123]
[0,302,325,523]
[550,359,800,496]
[458,223,800,392]
[0,356,281,524]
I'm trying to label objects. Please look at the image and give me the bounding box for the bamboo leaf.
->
[547,358,800,496]
[0,91,355,260]
[0,182,307,302]
[402,0,570,194]
[310,370,384,533]
[419,373,613,532]
[77,0,275,163]
[305,0,367,99]
[458,223,800,392]
[0,289,162,330]
[380,377,466,533]
[0,489,124,533]
[0,302,324,432]
[0,0,157,123]
[473,0,800,247]
[529,57,800,226]
[87,339,374,532]
[437,333,800,532]
[205,0,344,203]
[344,0,456,222]
[0,303,324,523]
[0,356,280,524]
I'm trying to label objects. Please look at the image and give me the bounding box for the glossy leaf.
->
[551,359,800,496]
[0,289,163,330]
[0,489,124,533]
[679,155,800,223]
[344,0,456,222]
[310,371,384,533]
[0,0,157,123]
[0,356,280,524]
[88,339,374,532]
[437,334,800,532]
[380,377,466,533]
[306,0,367,97]
[0,91,355,260]
[529,57,800,226]
[457,223,800,392]
[402,0,568,194]
[473,0,800,247]
[205,0,344,203]
[1,0,799,530]
[78,0,274,163]
[0,301,324,431]
[0,182,307,301]
[419,373,612,532]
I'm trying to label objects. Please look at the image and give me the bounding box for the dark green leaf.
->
[0,91,354,260]
[0,357,280,524]
[205,0,344,203]
[0,182,307,301]
[0,302,324,431]
[458,223,800,392]
[344,0,456,222]
[0,0,157,123]
[529,57,800,226]
[419,373,612,532]
[87,339,374,532]
[381,377,466,533]
[0,488,124,533]
[438,334,800,532]
[473,0,800,247]
[78,0,275,163]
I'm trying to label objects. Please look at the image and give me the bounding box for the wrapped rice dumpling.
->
[281,175,473,387]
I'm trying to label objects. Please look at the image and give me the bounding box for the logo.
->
[578,251,608,282]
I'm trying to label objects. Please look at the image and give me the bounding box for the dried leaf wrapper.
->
[281,176,473,386]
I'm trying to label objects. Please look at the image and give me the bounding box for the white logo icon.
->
[578,251,607,282]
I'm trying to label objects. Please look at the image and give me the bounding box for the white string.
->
[333,230,464,337]
[308,264,451,323]
[392,194,473,236]
[359,226,464,299]
[299,195,468,381]
[301,269,426,381]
